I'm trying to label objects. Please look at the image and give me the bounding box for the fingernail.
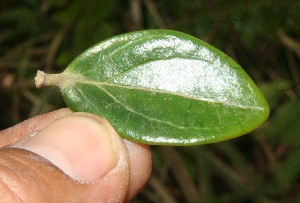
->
[13,113,120,182]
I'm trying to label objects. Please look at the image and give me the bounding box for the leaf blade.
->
[45,29,270,145]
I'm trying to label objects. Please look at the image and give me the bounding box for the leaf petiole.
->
[35,70,81,88]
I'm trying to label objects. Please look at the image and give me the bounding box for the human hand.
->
[0,108,152,202]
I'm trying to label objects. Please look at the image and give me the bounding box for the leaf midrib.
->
[63,71,263,111]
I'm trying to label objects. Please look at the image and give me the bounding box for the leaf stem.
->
[35,70,66,88]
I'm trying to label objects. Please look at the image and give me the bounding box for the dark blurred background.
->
[1,0,300,202]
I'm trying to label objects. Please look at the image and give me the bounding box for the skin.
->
[0,108,152,202]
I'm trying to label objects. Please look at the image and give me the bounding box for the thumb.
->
[0,113,150,202]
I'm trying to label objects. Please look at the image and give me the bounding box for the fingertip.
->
[13,113,121,182]
[123,140,152,200]
[4,112,152,201]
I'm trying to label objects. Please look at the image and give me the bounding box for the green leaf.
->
[35,30,269,145]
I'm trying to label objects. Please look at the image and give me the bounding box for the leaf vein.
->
[79,80,263,110]
[99,87,201,130]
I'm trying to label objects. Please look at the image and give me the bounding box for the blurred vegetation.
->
[1,0,300,202]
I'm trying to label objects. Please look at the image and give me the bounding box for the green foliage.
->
[0,6,44,45]
[1,0,300,202]
[264,98,300,146]
[38,30,269,145]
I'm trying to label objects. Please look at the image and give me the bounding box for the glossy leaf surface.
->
[38,30,269,145]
